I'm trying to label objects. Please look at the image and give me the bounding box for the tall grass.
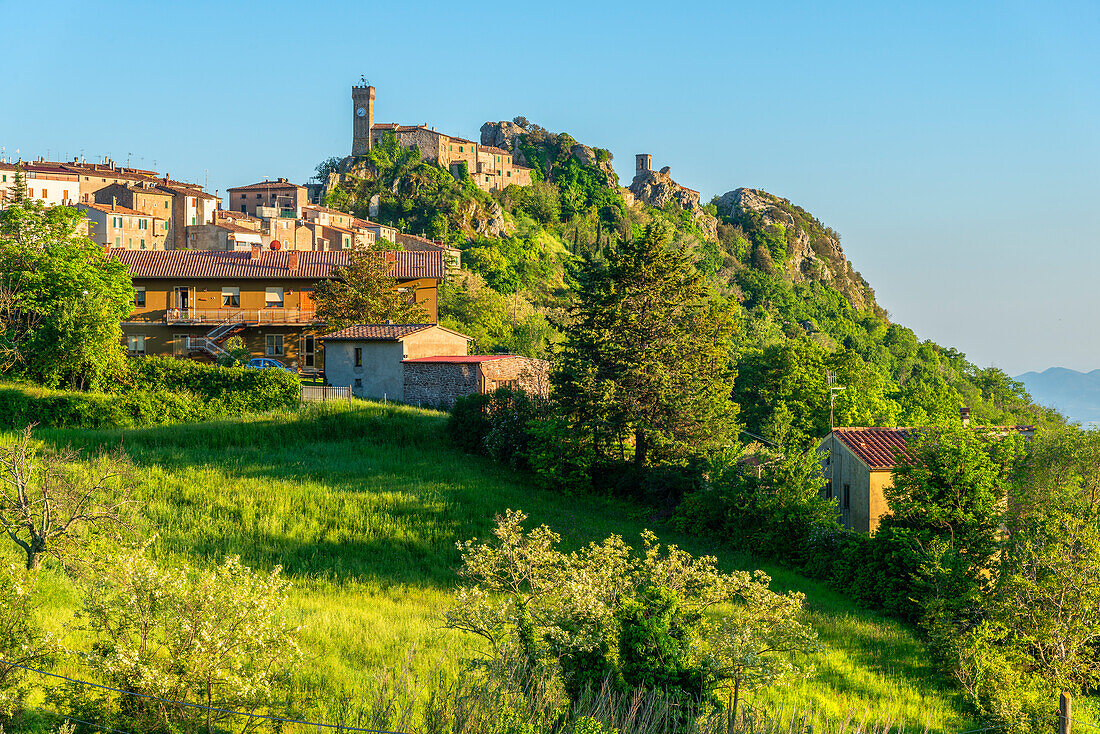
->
[4,401,974,733]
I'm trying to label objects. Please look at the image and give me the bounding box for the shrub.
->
[125,356,299,413]
[0,383,206,430]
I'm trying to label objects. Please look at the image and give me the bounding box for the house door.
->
[172,286,190,310]
[302,335,316,369]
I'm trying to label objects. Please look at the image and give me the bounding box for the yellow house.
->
[820,424,1035,533]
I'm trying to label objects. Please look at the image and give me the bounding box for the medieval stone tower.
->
[636,153,653,174]
[352,79,375,156]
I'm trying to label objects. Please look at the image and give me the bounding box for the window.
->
[506,171,511,177]
[495,379,519,390]
[63,190,69,200]
[191,216,196,225]
[241,205,247,213]
[140,239,146,249]
[1,175,6,182]
[164,201,169,208]
[42,188,47,198]
[825,484,833,500]
[27,188,33,198]
[354,378,362,388]
[222,286,240,307]
[133,286,146,307]
[842,484,850,510]
[265,287,284,308]
[458,146,463,152]
[266,334,284,356]
[354,347,362,367]
[114,236,121,246]
[127,335,146,355]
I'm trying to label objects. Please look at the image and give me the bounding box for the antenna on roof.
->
[826,371,846,431]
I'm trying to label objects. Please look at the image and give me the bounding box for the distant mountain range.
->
[1016,368,1100,424]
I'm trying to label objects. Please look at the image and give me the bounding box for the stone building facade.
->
[402,355,550,408]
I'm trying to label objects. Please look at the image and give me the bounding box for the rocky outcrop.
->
[716,188,879,315]
[480,121,527,155]
[629,167,718,241]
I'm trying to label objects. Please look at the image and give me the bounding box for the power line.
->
[3,659,410,734]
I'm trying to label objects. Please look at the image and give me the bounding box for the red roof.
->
[320,324,435,341]
[831,428,916,470]
[403,355,516,363]
[80,202,151,217]
[226,179,302,192]
[830,425,1035,470]
[112,249,443,280]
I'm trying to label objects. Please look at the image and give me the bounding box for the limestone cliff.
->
[629,165,718,241]
[716,187,882,317]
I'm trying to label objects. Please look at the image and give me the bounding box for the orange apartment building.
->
[115,247,443,373]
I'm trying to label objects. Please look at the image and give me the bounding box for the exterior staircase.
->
[187,313,244,360]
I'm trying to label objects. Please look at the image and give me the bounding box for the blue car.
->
[246,357,297,374]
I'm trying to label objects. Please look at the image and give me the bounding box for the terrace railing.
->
[166,308,316,325]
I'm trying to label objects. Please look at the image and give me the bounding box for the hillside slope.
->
[15,402,973,732]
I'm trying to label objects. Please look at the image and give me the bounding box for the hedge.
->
[124,356,300,413]
[0,384,208,430]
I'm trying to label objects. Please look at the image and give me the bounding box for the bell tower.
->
[352,77,375,157]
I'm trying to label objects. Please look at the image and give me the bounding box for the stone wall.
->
[480,357,550,397]
[402,356,550,409]
[403,362,480,409]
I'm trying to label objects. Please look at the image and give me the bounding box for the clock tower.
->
[352,78,375,156]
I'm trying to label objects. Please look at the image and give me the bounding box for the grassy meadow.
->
[6,401,980,733]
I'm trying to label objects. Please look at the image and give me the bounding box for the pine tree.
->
[554,222,739,468]
[6,166,27,206]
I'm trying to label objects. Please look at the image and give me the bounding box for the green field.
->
[8,401,977,733]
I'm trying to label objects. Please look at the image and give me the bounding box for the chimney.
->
[960,407,971,427]
[287,251,299,271]
[250,244,261,261]
[112,196,117,210]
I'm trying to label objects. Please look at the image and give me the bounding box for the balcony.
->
[165,308,316,325]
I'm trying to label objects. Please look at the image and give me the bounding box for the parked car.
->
[246,357,297,374]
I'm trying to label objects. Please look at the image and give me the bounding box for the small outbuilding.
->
[402,355,550,408]
[320,323,472,401]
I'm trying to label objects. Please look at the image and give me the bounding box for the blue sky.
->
[2,0,1097,375]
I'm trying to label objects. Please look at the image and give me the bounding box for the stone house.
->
[403,355,550,409]
[79,202,168,250]
[319,323,472,401]
[227,179,307,219]
[820,423,1035,533]
[185,221,264,251]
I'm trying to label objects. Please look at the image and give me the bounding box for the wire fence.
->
[2,659,410,734]
[4,657,1094,734]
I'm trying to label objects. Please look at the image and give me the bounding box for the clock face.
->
[356,107,366,117]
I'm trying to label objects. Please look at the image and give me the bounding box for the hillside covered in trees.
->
[320,119,1058,442]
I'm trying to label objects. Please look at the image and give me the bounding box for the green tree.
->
[554,223,739,469]
[312,249,428,329]
[74,546,300,734]
[0,201,132,389]
[0,562,51,718]
[446,511,819,714]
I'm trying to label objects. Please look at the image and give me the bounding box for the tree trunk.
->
[732,676,741,732]
[634,428,648,468]
[26,550,41,571]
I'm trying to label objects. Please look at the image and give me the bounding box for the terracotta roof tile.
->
[831,425,1035,470]
[319,324,435,341]
[226,180,303,192]
[112,249,443,280]
[403,355,515,363]
[480,145,510,155]
[80,202,153,217]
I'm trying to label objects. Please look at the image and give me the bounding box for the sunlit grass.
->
[4,401,977,732]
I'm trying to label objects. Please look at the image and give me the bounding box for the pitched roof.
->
[480,145,510,156]
[831,428,916,470]
[395,232,459,253]
[226,179,302,191]
[111,249,443,280]
[79,202,153,217]
[319,324,433,341]
[830,425,1035,470]
[403,355,515,363]
[157,182,217,199]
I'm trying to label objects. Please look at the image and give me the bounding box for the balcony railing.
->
[165,308,316,325]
